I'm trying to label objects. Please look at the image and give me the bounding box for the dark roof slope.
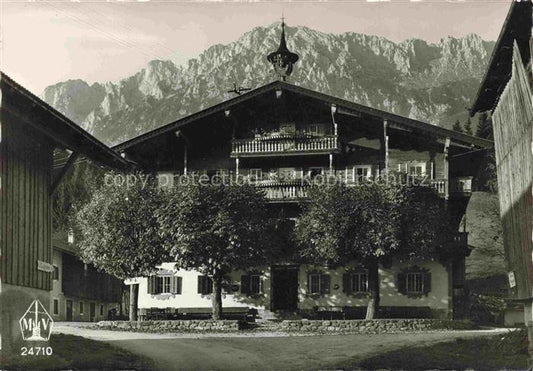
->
[470,0,532,114]
[1,72,132,170]
[115,80,492,152]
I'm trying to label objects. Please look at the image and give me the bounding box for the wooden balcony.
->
[255,180,310,202]
[231,135,340,157]
[430,177,473,197]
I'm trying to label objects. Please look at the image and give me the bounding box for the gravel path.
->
[53,322,514,370]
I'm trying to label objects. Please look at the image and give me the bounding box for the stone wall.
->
[280,319,475,333]
[97,320,242,332]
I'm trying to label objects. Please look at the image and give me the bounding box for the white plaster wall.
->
[134,260,449,312]
[298,263,370,309]
[379,259,449,310]
[135,262,271,310]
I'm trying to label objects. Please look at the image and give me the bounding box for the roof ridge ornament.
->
[267,18,299,82]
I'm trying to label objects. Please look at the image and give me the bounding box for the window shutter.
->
[320,274,331,295]
[176,277,182,295]
[397,273,407,294]
[259,276,264,293]
[206,277,213,294]
[197,276,203,294]
[147,276,156,294]
[241,275,250,294]
[423,272,432,295]
[222,275,231,294]
[343,273,352,294]
[170,276,177,294]
[307,274,311,294]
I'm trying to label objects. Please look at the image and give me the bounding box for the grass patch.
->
[1,334,154,370]
[356,329,529,370]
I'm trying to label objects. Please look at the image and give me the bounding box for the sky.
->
[1,0,512,95]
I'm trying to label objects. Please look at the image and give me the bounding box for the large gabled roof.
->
[470,0,532,115]
[1,72,132,171]
[115,80,492,152]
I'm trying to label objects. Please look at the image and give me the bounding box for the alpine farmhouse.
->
[114,23,493,321]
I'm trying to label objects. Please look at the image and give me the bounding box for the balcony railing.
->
[231,135,339,157]
[255,175,473,202]
[430,177,473,197]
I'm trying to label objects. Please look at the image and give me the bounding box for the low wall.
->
[280,319,475,333]
[97,320,242,332]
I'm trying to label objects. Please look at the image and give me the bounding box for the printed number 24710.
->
[20,346,53,356]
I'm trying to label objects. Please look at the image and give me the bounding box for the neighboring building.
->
[469,0,532,340]
[0,72,130,355]
[115,24,492,320]
[50,232,123,322]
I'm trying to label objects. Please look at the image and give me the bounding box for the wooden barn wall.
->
[0,107,53,291]
[492,43,533,300]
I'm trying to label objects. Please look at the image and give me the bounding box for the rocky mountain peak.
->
[42,23,494,145]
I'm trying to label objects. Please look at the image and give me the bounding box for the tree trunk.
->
[129,284,138,321]
[365,259,380,320]
[212,273,223,320]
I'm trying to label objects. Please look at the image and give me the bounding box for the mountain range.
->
[42,23,494,146]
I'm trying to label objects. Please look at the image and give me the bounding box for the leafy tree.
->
[295,183,458,319]
[474,113,497,192]
[464,118,473,136]
[75,172,168,320]
[295,183,401,319]
[157,183,273,320]
[53,162,105,231]
[452,120,463,133]
[396,186,458,261]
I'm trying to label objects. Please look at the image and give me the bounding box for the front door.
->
[66,300,73,321]
[271,266,299,311]
[90,303,96,321]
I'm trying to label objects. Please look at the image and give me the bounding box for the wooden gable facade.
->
[470,0,533,302]
[0,72,130,355]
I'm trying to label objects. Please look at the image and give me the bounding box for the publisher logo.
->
[19,299,54,341]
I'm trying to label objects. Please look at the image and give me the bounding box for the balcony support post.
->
[444,137,451,204]
[184,145,188,175]
[235,157,240,176]
[383,119,389,175]
[329,153,333,173]
[331,104,338,136]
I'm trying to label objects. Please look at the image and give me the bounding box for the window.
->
[307,273,330,295]
[343,271,368,294]
[398,267,431,296]
[305,124,326,136]
[241,274,262,295]
[155,276,171,294]
[308,167,323,178]
[343,272,368,293]
[354,166,372,182]
[279,168,297,180]
[53,265,59,281]
[53,299,59,315]
[100,305,104,316]
[79,302,84,315]
[249,169,262,181]
[198,275,213,295]
[279,122,296,134]
[215,169,229,178]
[406,272,424,294]
[148,276,182,295]
[409,163,426,177]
